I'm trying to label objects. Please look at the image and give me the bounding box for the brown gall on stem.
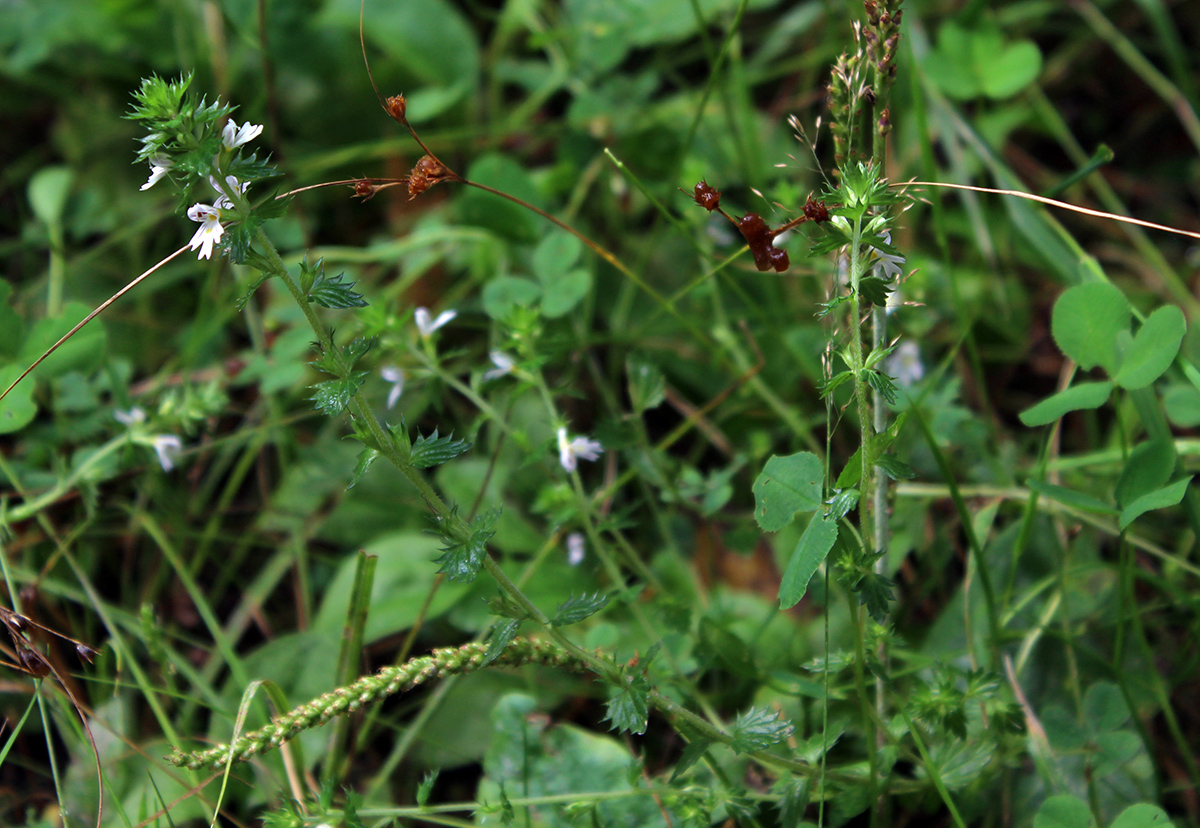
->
[738,212,790,273]
[692,180,722,211]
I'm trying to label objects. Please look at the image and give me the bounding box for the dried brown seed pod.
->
[386,94,407,122]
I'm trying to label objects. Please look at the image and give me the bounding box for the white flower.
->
[887,340,924,388]
[209,174,249,199]
[381,366,406,409]
[222,118,263,150]
[114,407,146,426]
[139,155,173,191]
[566,532,586,566]
[482,351,515,381]
[151,434,183,472]
[869,231,905,281]
[186,202,226,260]
[557,427,603,473]
[415,307,456,339]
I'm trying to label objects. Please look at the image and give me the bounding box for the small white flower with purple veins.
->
[870,231,906,281]
[483,351,515,381]
[415,307,456,339]
[557,427,603,473]
[152,435,183,472]
[186,202,227,260]
[566,532,586,566]
[222,118,263,150]
[381,366,406,409]
[887,340,924,388]
[139,156,173,191]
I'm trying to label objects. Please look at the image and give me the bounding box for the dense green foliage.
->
[2,1,1199,827]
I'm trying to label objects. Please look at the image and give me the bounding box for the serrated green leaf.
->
[858,276,893,307]
[550,592,611,626]
[855,571,895,624]
[1019,381,1113,427]
[235,270,275,310]
[347,447,380,490]
[776,778,811,827]
[605,673,650,735]
[342,336,376,368]
[481,619,521,667]
[752,451,824,531]
[1051,282,1130,373]
[433,534,487,582]
[1119,476,1193,530]
[827,489,859,521]
[433,508,498,582]
[1114,304,1185,389]
[309,372,367,416]
[730,706,795,753]
[875,455,914,480]
[309,268,368,309]
[818,369,854,398]
[410,429,473,468]
[865,368,897,404]
[779,515,838,609]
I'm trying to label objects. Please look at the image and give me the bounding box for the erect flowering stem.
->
[843,213,883,799]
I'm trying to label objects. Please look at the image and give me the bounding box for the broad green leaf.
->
[1034,795,1096,828]
[1026,479,1116,515]
[1115,438,1175,508]
[1019,381,1113,426]
[1082,681,1129,733]
[532,231,583,283]
[313,532,472,642]
[482,276,541,320]
[458,153,543,242]
[1119,476,1193,530]
[1110,804,1174,828]
[1051,282,1130,373]
[0,364,37,434]
[539,268,591,318]
[1114,304,1185,389]
[752,451,824,531]
[28,166,72,227]
[1163,383,1200,427]
[18,301,108,380]
[779,515,838,609]
[481,619,521,667]
[980,38,1042,99]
